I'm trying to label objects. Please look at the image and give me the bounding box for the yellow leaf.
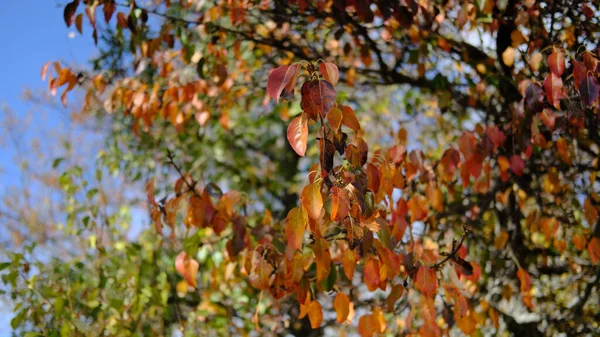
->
[502,47,515,67]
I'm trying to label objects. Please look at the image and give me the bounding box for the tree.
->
[3,0,600,336]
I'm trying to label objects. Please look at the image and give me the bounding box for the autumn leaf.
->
[342,248,356,280]
[63,0,78,27]
[510,155,525,176]
[287,113,309,156]
[75,13,83,34]
[116,12,128,28]
[415,266,437,298]
[386,283,404,311]
[454,294,477,335]
[285,206,307,253]
[502,47,515,67]
[267,64,300,103]
[307,300,323,328]
[588,237,600,264]
[363,256,380,292]
[300,79,336,119]
[341,105,361,131]
[358,314,376,337]
[103,0,116,23]
[175,252,199,288]
[579,74,600,107]
[334,292,350,323]
[327,107,343,131]
[525,83,545,113]
[319,62,339,86]
[301,181,323,220]
[548,49,565,77]
[583,197,598,226]
[330,186,350,222]
[544,73,564,109]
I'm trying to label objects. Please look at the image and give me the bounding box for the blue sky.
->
[0,1,97,334]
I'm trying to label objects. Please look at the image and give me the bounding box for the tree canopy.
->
[2,0,600,336]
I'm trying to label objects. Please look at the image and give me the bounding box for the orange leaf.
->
[285,206,307,253]
[572,233,586,251]
[327,107,343,131]
[415,266,437,298]
[454,294,477,335]
[308,300,323,328]
[287,114,309,156]
[342,248,356,280]
[517,268,531,292]
[584,197,598,226]
[333,292,350,323]
[331,186,350,221]
[588,237,600,264]
[175,252,199,288]
[301,181,323,220]
[319,62,339,86]
[363,256,381,292]
[494,231,509,249]
[358,314,376,337]
[341,105,361,131]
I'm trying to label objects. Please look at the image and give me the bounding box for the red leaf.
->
[287,114,308,156]
[116,12,128,28]
[583,51,598,72]
[103,0,116,23]
[319,62,339,86]
[267,64,300,103]
[544,73,564,109]
[510,154,524,176]
[547,49,565,77]
[300,80,336,119]
[572,60,587,90]
[579,75,600,107]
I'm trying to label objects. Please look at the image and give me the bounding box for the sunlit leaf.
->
[287,113,309,156]
[333,292,350,323]
[301,181,323,220]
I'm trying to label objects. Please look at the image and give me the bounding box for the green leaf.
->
[11,308,27,329]
[52,157,65,168]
